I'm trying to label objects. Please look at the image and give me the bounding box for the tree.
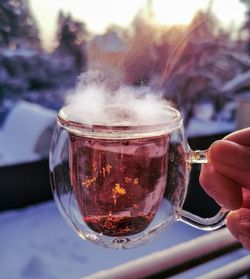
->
[0,0,40,49]
[240,0,250,55]
[55,11,88,72]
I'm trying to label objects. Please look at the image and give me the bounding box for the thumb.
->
[209,140,250,189]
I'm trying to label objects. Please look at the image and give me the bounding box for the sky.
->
[29,0,247,51]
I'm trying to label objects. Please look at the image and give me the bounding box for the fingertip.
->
[227,209,250,244]
[199,163,212,187]
[209,140,230,163]
[239,234,250,250]
[199,164,243,210]
[226,211,240,239]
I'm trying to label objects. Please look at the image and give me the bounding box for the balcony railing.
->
[83,228,250,279]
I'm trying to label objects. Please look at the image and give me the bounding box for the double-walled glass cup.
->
[50,105,228,249]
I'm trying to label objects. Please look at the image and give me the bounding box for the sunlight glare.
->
[30,0,246,51]
[211,0,246,26]
[152,0,207,26]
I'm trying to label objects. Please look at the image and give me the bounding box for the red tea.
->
[69,134,169,236]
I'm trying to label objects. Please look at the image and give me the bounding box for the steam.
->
[64,71,174,126]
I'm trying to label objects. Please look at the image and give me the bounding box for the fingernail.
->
[239,234,250,250]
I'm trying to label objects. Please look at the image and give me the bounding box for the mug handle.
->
[178,150,229,231]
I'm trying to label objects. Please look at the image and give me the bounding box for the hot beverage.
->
[50,85,229,248]
[70,133,169,236]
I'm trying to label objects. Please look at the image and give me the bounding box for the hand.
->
[200,128,250,250]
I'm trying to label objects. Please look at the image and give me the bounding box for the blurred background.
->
[0,0,250,208]
[1,0,250,211]
[1,0,250,122]
[1,1,250,278]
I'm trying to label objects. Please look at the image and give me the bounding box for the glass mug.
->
[50,104,228,249]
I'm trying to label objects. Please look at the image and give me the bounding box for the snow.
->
[2,48,38,59]
[221,70,250,93]
[186,118,235,137]
[0,101,56,166]
[186,102,236,137]
[0,200,248,279]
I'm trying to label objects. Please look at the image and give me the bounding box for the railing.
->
[197,256,250,279]
[83,228,250,279]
